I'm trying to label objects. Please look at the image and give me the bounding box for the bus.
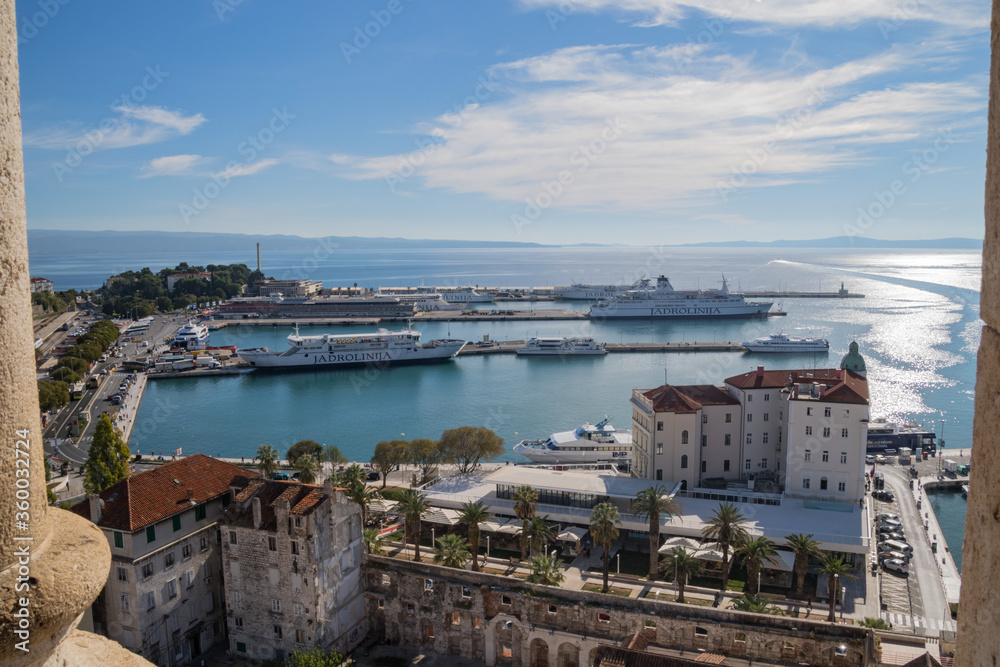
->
[121,360,148,372]
[69,382,85,400]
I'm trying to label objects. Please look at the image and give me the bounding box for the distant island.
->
[26,229,983,253]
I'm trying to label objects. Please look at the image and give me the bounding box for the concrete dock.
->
[458,340,746,355]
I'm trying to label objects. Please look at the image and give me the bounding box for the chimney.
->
[276,497,291,535]
[819,385,827,398]
[324,477,334,496]
[756,366,764,378]
[88,494,103,523]
[836,369,842,380]
[186,488,195,505]
[256,242,261,272]
[252,496,262,528]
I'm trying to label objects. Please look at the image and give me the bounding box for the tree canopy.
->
[286,439,323,466]
[439,426,505,473]
[371,439,406,488]
[84,414,131,494]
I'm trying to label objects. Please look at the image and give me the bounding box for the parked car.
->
[877,519,903,531]
[875,455,888,464]
[880,531,906,543]
[872,490,895,502]
[270,472,290,480]
[876,513,900,522]
[866,455,875,464]
[367,471,381,481]
[883,558,910,574]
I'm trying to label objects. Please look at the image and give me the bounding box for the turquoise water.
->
[927,490,968,572]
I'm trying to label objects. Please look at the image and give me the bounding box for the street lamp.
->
[431,527,435,547]
[834,574,840,615]
[487,535,490,560]
[616,553,620,575]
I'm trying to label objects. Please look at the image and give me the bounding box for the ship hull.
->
[238,341,465,369]
[513,444,631,464]
[591,302,773,319]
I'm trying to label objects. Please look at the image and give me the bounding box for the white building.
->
[30,276,53,293]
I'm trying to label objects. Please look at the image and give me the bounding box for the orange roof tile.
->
[641,384,740,414]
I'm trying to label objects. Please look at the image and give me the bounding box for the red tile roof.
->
[724,368,868,404]
[224,476,330,532]
[71,454,259,532]
[640,384,740,414]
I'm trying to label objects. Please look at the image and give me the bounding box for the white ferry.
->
[589,276,772,319]
[513,417,632,464]
[237,326,466,369]
[551,278,651,300]
[174,320,209,349]
[379,285,494,303]
[390,293,465,312]
[741,333,829,353]
[515,337,607,356]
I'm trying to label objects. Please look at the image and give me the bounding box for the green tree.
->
[526,554,565,586]
[322,443,348,468]
[525,515,555,558]
[785,533,820,596]
[512,485,538,560]
[438,426,505,473]
[819,554,855,623]
[280,646,345,667]
[859,617,890,629]
[398,489,430,563]
[83,414,131,494]
[371,440,405,489]
[589,502,622,593]
[295,454,319,484]
[728,593,785,615]
[49,367,81,384]
[433,533,471,569]
[336,463,366,488]
[630,484,681,581]
[256,444,280,478]
[458,500,491,572]
[364,527,387,556]
[660,547,702,604]
[735,535,779,596]
[287,440,323,466]
[407,438,441,483]
[155,296,173,312]
[702,502,749,592]
[37,380,69,412]
[55,356,90,375]
[344,480,375,525]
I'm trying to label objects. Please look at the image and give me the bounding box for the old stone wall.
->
[364,556,874,666]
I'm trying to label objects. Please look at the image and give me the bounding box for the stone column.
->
[956,1,1000,663]
[0,1,148,664]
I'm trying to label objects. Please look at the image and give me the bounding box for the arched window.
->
[681,455,688,469]
[820,477,828,491]
[681,430,689,444]
[680,480,688,491]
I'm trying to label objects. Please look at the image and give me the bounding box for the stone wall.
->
[364,556,874,666]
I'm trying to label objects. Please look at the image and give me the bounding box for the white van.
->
[878,539,912,555]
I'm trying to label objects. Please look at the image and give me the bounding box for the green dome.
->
[840,341,867,374]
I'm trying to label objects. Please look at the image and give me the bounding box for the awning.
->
[367,499,398,514]
[693,545,724,562]
[557,526,588,543]
[479,518,522,534]
[658,536,703,554]
[765,550,797,572]
[423,508,463,526]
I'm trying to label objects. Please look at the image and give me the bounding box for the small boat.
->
[741,333,829,353]
[962,484,970,495]
[513,416,632,464]
[515,337,607,356]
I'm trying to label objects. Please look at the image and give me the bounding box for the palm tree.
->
[525,515,556,558]
[458,500,491,572]
[728,593,785,615]
[363,527,387,556]
[433,533,471,569]
[345,480,376,525]
[630,485,682,581]
[660,547,702,604]
[295,454,319,484]
[256,444,279,478]
[734,535,779,596]
[818,554,855,623]
[397,489,430,563]
[702,502,749,592]
[785,533,820,596]
[512,485,538,560]
[859,617,890,629]
[337,463,366,488]
[526,554,565,586]
[589,502,622,593]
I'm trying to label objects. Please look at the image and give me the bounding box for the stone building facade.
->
[365,556,875,666]
[220,476,365,663]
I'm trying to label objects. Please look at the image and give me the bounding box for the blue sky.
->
[16,0,989,244]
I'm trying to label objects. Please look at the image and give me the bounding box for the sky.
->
[16,0,990,245]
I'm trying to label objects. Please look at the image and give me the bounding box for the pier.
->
[742,290,865,298]
[456,340,747,355]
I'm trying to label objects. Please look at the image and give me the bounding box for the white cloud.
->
[23,105,207,151]
[338,44,983,212]
[214,159,280,179]
[328,153,354,165]
[140,154,212,178]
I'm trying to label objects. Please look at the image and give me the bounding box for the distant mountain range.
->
[26,229,983,253]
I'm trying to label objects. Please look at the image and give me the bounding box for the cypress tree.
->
[84,414,131,494]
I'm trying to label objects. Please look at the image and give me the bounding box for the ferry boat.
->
[515,337,607,356]
[866,419,937,454]
[385,293,465,312]
[551,278,651,300]
[216,295,416,319]
[237,325,466,369]
[741,333,829,353]
[513,417,632,464]
[378,285,494,303]
[174,320,209,349]
[590,276,772,319]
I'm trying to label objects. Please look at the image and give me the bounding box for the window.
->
[167,580,177,600]
[382,574,391,586]
[117,567,128,582]
[273,625,283,639]
[700,435,707,447]
[745,459,751,471]
[761,458,768,470]
[203,562,213,582]
[233,591,241,604]
[120,594,130,611]
[548,605,557,615]
[762,433,769,444]
[294,517,302,528]
[195,504,206,521]
[804,449,811,462]
[462,586,471,598]
[656,469,662,481]
[229,561,239,580]
[146,525,156,543]
[824,407,831,417]
[702,414,708,424]
[835,646,847,658]
[735,632,747,643]
[681,430,689,444]
[843,409,850,417]
[746,433,752,445]
[186,571,195,589]
[164,552,175,569]
[805,426,813,436]
[763,413,769,422]
[695,627,708,637]
[822,451,829,462]
[747,394,753,402]
[406,603,415,615]
[656,443,663,455]
[236,641,246,653]
[802,478,811,490]
[838,481,846,492]
[820,477,828,490]
[724,434,731,446]
[295,630,306,644]
[842,428,849,438]
[271,599,281,613]
[182,544,191,560]
[229,531,237,545]
[200,536,209,551]
[501,595,512,606]
[452,611,461,626]
[291,541,299,556]
[701,461,707,473]
[764,393,770,402]
[142,562,154,580]
[425,579,434,591]
[172,515,181,532]
[725,413,732,423]
[723,460,730,472]
[113,531,123,549]
[269,566,279,585]
[823,427,831,438]
[656,421,663,431]
[806,407,813,416]
[598,613,610,622]
[747,414,752,423]
[680,455,688,469]
[145,592,155,611]
[840,452,847,464]
[294,602,304,616]
[377,599,385,609]
[268,536,277,552]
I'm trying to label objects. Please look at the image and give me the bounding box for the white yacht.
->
[590,275,772,319]
[515,337,607,356]
[513,417,632,464]
[551,278,651,300]
[741,333,829,353]
[174,320,209,349]
[237,326,466,369]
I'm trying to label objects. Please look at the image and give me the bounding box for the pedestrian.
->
[806,599,812,613]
